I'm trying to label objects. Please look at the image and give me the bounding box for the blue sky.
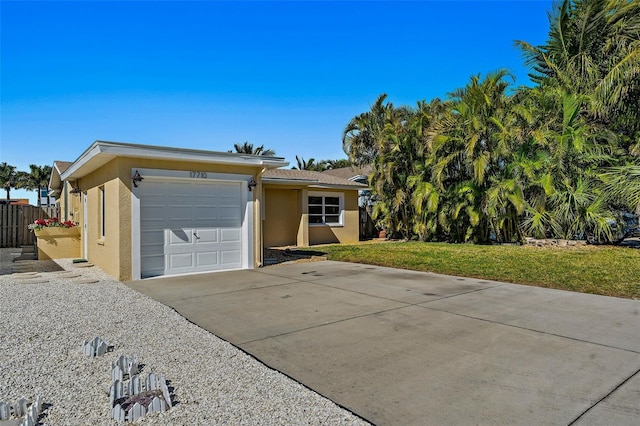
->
[1,0,551,204]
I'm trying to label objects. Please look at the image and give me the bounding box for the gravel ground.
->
[0,256,369,425]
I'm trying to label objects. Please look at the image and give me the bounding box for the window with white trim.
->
[308,192,344,226]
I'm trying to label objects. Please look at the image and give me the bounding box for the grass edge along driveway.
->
[300,241,640,300]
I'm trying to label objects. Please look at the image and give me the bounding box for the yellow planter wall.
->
[35,227,81,260]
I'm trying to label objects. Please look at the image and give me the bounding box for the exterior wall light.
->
[69,181,81,194]
[132,170,144,187]
[248,176,257,191]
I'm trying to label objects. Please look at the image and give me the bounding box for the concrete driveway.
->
[127,261,640,425]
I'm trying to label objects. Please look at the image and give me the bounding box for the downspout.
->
[256,167,267,267]
[63,182,68,221]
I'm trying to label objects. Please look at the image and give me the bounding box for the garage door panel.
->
[169,229,193,244]
[141,206,166,220]
[141,246,164,257]
[142,255,164,271]
[219,194,241,202]
[166,182,187,193]
[219,207,241,221]
[199,193,218,201]
[194,228,218,243]
[196,252,218,267]
[143,192,166,203]
[220,228,241,242]
[219,194,240,202]
[221,250,241,265]
[168,206,194,221]
[140,178,245,278]
[168,253,194,269]
[220,219,242,228]
[194,206,218,220]
[217,185,239,196]
[219,196,240,203]
[141,228,164,245]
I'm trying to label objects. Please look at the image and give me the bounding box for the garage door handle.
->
[193,232,200,240]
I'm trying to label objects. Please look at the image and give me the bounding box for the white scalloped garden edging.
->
[110,372,172,422]
[0,397,43,426]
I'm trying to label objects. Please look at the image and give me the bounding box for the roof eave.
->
[49,162,65,192]
[309,184,367,190]
[262,178,319,186]
[262,178,365,190]
[61,141,289,181]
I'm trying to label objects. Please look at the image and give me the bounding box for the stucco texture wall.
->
[78,159,122,279]
[262,186,360,247]
[35,227,81,260]
[263,187,300,247]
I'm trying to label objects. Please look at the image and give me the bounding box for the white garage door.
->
[139,179,244,278]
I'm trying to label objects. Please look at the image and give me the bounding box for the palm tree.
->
[512,0,638,242]
[338,0,637,244]
[325,159,352,169]
[515,0,640,144]
[521,73,623,241]
[16,164,53,206]
[342,93,401,166]
[292,156,324,171]
[600,163,640,213]
[0,162,18,201]
[429,70,525,243]
[232,142,276,156]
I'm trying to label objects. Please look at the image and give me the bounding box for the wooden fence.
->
[359,206,378,240]
[0,205,58,248]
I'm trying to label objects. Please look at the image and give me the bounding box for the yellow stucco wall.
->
[75,157,264,280]
[56,181,70,222]
[308,189,360,245]
[76,159,122,279]
[263,187,300,247]
[263,185,360,247]
[35,227,81,260]
[71,155,360,280]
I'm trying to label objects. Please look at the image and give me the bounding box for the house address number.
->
[189,171,207,179]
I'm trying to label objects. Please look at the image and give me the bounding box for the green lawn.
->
[299,241,640,299]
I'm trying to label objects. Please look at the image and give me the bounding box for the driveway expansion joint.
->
[237,304,412,345]
[419,305,640,355]
[410,282,507,303]
[567,366,640,425]
[171,280,299,301]
[266,270,508,306]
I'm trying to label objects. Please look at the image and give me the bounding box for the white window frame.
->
[308,191,344,227]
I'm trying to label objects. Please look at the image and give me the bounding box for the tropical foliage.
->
[16,164,53,206]
[292,156,352,171]
[0,162,54,204]
[231,142,276,156]
[343,0,639,243]
[0,162,18,200]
